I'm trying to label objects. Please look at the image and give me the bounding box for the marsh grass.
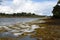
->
[29,18,60,40]
[0,37,18,40]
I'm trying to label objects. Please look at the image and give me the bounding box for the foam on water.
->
[0,23,40,37]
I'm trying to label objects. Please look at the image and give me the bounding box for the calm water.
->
[0,18,39,26]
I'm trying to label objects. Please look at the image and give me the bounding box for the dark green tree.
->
[52,0,60,18]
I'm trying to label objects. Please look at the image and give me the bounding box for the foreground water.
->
[0,18,41,40]
[0,18,60,40]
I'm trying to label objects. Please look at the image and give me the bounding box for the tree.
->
[52,0,60,18]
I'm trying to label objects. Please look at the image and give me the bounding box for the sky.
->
[0,0,58,16]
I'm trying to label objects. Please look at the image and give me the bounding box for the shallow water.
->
[0,18,40,40]
[0,18,39,26]
[1,18,60,40]
[19,36,36,40]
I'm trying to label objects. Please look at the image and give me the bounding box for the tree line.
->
[0,12,40,17]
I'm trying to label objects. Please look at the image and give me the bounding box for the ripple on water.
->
[0,23,40,37]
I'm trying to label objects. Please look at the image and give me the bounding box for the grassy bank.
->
[29,18,60,40]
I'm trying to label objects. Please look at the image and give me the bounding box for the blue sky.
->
[3,0,58,2]
[0,0,58,16]
[32,0,57,2]
[4,0,57,2]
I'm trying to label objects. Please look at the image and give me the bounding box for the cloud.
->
[0,6,13,13]
[0,0,57,16]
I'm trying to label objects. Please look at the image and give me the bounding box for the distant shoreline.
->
[0,16,46,18]
[0,12,46,18]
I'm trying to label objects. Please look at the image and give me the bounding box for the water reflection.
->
[0,32,17,38]
[19,36,36,40]
[0,18,39,26]
[0,23,40,37]
[0,18,60,40]
[0,18,46,40]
